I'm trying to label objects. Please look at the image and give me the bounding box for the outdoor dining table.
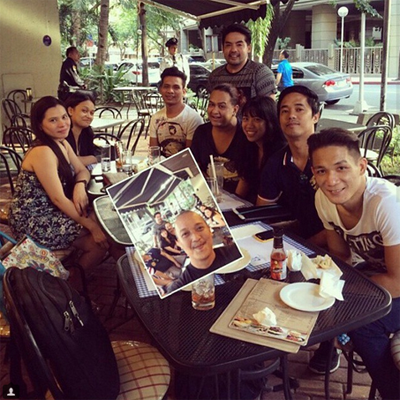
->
[116,220,392,400]
[91,117,127,131]
[317,118,366,133]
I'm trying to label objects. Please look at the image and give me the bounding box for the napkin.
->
[253,307,277,326]
[319,271,345,301]
[300,253,319,280]
[287,250,302,271]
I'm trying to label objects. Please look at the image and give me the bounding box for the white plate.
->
[217,248,251,274]
[280,282,335,312]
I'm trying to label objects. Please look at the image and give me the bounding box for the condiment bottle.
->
[270,227,287,280]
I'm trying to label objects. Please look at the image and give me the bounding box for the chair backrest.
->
[95,106,122,119]
[3,268,65,398]
[2,99,29,128]
[0,146,23,195]
[3,126,34,154]
[7,90,28,114]
[366,112,396,131]
[119,118,145,153]
[358,125,392,174]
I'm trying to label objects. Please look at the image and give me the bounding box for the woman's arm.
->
[78,154,98,166]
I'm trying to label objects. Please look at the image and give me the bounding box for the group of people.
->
[6,21,399,400]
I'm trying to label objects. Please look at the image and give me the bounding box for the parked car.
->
[118,60,161,86]
[188,55,206,63]
[197,58,226,71]
[272,62,353,105]
[188,64,210,97]
[79,57,95,69]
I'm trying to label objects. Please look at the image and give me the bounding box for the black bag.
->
[6,267,120,399]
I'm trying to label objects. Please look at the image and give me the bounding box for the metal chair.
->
[94,106,123,137]
[118,118,145,154]
[1,99,30,129]
[3,267,171,400]
[130,90,154,138]
[7,89,29,114]
[0,146,23,195]
[357,125,392,176]
[3,126,34,154]
[366,112,396,131]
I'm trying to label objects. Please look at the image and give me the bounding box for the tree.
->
[95,0,110,66]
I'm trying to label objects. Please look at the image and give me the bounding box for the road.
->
[323,83,400,122]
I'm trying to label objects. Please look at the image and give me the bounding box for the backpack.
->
[5,267,120,399]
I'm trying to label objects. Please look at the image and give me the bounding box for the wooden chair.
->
[366,112,396,131]
[357,125,392,176]
[118,118,145,154]
[3,267,171,400]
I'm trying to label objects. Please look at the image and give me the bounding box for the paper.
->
[231,225,266,241]
[228,278,318,346]
[218,192,246,211]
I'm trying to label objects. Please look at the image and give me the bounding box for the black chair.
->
[7,89,29,114]
[3,267,171,400]
[357,125,392,176]
[366,112,396,131]
[118,118,145,154]
[3,126,34,154]
[1,99,30,129]
[130,90,154,138]
[0,146,23,195]
[382,174,400,186]
[94,106,123,137]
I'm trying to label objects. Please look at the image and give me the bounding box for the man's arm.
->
[276,72,282,87]
[255,64,276,99]
[325,229,352,264]
[375,245,400,298]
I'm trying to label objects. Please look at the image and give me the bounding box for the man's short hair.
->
[160,66,187,87]
[222,23,252,45]
[154,211,161,218]
[277,85,320,117]
[66,46,78,57]
[308,128,362,162]
[281,50,289,59]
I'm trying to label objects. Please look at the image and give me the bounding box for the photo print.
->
[107,148,243,298]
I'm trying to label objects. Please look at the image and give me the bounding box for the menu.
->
[210,279,319,353]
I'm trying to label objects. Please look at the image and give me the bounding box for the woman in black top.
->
[159,228,182,256]
[65,92,97,166]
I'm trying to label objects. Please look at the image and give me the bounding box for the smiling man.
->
[308,128,400,400]
[208,24,276,102]
[166,211,240,293]
[149,67,203,158]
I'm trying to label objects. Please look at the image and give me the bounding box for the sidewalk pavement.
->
[350,75,400,84]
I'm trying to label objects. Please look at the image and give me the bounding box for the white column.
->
[311,5,337,49]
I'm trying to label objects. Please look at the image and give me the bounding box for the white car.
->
[118,61,160,86]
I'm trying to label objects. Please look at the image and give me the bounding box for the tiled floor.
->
[0,106,375,399]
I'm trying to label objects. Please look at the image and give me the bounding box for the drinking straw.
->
[209,155,217,180]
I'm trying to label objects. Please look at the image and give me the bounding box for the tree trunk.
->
[71,8,81,47]
[95,0,109,66]
[263,0,297,67]
[139,2,149,86]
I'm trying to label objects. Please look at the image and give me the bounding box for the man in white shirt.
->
[149,67,203,157]
[159,38,190,82]
[308,128,400,400]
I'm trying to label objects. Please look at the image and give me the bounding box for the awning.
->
[140,0,268,29]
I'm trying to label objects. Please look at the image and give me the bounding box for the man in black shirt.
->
[58,47,85,101]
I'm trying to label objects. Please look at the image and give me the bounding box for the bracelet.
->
[75,179,87,188]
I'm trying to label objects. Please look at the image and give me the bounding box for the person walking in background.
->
[58,47,86,102]
[65,92,97,167]
[160,38,190,82]
[208,24,276,102]
[149,67,202,157]
[276,50,294,91]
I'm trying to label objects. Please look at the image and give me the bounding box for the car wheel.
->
[325,99,340,105]
[196,86,208,98]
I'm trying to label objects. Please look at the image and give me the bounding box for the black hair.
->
[211,83,245,108]
[308,128,361,163]
[30,96,74,198]
[64,92,95,109]
[160,66,187,87]
[222,24,251,45]
[277,85,320,117]
[281,50,289,59]
[241,96,286,167]
[66,46,78,57]
[154,211,161,218]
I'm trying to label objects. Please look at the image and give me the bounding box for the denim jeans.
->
[349,297,400,400]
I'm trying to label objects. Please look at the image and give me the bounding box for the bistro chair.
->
[118,118,145,154]
[94,106,123,137]
[129,90,154,138]
[366,111,396,131]
[1,99,30,129]
[0,146,23,196]
[3,267,171,400]
[357,125,392,176]
[7,89,29,114]
[3,126,34,155]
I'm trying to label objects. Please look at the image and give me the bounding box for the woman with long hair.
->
[190,83,250,198]
[64,92,97,166]
[238,96,286,202]
[9,96,108,273]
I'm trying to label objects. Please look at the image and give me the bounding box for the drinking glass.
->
[101,144,111,172]
[122,149,133,175]
[148,146,161,166]
[213,161,224,194]
[191,274,215,310]
[115,141,125,172]
[206,177,221,203]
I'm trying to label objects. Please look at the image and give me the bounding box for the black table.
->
[117,237,391,400]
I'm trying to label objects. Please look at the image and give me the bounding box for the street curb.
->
[351,80,400,85]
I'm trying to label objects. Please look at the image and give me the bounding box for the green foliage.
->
[383,125,400,173]
[276,37,291,50]
[247,5,274,59]
[85,65,128,103]
[354,0,382,18]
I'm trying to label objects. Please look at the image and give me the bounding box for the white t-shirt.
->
[149,104,203,157]
[315,177,400,272]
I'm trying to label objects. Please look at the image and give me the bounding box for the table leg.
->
[324,339,335,400]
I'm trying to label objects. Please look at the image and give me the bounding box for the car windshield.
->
[305,64,337,76]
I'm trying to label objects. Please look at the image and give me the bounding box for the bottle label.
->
[270,255,287,280]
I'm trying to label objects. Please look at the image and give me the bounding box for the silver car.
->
[273,62,353,105]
